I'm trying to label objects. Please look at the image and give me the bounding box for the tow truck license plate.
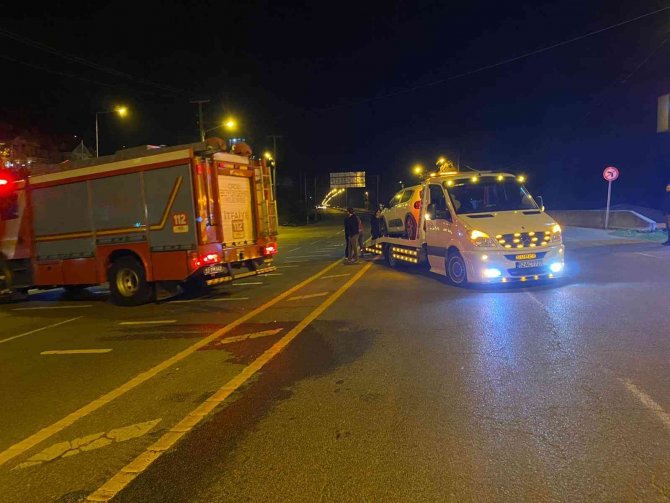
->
[516,260,542,269]
[204,264,225,276]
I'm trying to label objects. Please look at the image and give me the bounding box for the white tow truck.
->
[366,170,565,285]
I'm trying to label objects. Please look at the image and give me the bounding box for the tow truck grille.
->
[496,230,551,249]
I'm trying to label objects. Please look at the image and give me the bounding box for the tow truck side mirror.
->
[537,195,545,212]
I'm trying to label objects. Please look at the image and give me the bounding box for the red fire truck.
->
[0,140,278,305]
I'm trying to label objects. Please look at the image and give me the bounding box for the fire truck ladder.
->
[254,161,278,238]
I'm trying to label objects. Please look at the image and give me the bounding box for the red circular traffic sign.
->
[603,166,619,182]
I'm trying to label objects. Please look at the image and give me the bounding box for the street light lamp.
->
[413,164,424,177]
[95,106,128,158]
[203,117,238,136]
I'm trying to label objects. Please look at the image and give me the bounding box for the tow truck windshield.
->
[444,176,539,215]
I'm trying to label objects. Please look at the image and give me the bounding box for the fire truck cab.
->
[0,140,278,305]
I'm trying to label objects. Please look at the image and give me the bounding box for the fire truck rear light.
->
[0,179,7,186]
[264,244,277,256]
[202,253,220,264]
[189,252,221,271]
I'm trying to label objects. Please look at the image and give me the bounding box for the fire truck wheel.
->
[108,257,153,306]
[0,261,11,294]
[446,251,468,286]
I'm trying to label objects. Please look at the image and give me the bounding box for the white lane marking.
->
[119,320,176,326]
[278,265,299,268]
[635,252,669,259]
[621,378,670,430]
[13,419,161,470]
[0,317,84,345]
[264,273,283,276]
[284,260,308,264]
[287,254,331,258]
[12,305,93,311]
[215,328,284,345]
[233,282,263,286]
[286,247,301,252]
[170,297,249,304]
[321,273,351,279]
[288,292,329,301]
[41,349,113,355]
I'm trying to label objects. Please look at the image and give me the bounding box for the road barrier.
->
[548,210,656,232]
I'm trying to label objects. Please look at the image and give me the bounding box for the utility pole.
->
[190,99,210,141]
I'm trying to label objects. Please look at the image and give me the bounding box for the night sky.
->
[1,0,670,210]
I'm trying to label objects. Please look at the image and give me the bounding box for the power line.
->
[0,27,187,96]
[306,5,670,114]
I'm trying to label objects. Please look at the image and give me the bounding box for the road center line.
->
[87,262,372,502]
[0,317,83,345]
[621,378,670,430]
[41,349,112,355]
[0,259,342,468]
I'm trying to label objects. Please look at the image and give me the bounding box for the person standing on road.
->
[663,182,670,246]
[370,209,382,239]
[344,207,360,263]
[357,213,365,256]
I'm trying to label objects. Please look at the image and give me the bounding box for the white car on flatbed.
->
[367,171,565,285]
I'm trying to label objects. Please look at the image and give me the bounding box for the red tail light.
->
[264,243,277,256]
[0,171,16,196]
[189,252,221,271]
[413,201,422,210]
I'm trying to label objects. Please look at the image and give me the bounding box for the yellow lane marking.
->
[0,317,83,345]
[170,297,249,304]
[0,259,341,468]
[288,292,329,301]
[13,419,161,470]
[118,320,176,326]
[41,349,112,355]
[214,328,284,345]
[86,262,372,502]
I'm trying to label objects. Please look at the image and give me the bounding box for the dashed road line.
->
[86,262,373,502]
[321,273,351,279]
[214,328,284,345]
[621,378,670,430]
[41,349,112,355]
[12,305,93,311]
[0,259,342,468]
[170,297,249,304]
[233,282,263,286]
[288,292,329,301]
[0,317,83,345]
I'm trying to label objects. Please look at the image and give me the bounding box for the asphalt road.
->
[2,211,670,502]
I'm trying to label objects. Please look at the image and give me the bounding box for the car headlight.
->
[470,229,498,248]
[551,223,562,243]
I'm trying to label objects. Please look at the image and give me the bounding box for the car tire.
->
[404,214,418,240]
[108,256,154,306]
[446,251,468,286]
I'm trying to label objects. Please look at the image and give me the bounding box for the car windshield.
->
[444,176,539,214]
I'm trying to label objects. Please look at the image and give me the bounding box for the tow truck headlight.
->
[551,224,562,243]
[469,230,498,248]
[483,268,502,278]
[550,262,564,273]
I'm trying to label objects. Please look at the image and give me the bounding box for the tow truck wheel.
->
[404,214,418,240]
[446,251,468,286]
[108,256,154,306]
[385,245,398,268]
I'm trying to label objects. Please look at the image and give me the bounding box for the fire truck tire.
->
[108,257,154,306]
[446,250,468,286]
[0,260,11,294]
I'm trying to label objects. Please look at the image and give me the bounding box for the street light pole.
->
[95,106,128,158]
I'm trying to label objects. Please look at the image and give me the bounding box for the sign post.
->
[603,166,620,229]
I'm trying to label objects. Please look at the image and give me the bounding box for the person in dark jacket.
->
[370,209,382,239]
[344,207,360,262]
[663,182,670,245]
